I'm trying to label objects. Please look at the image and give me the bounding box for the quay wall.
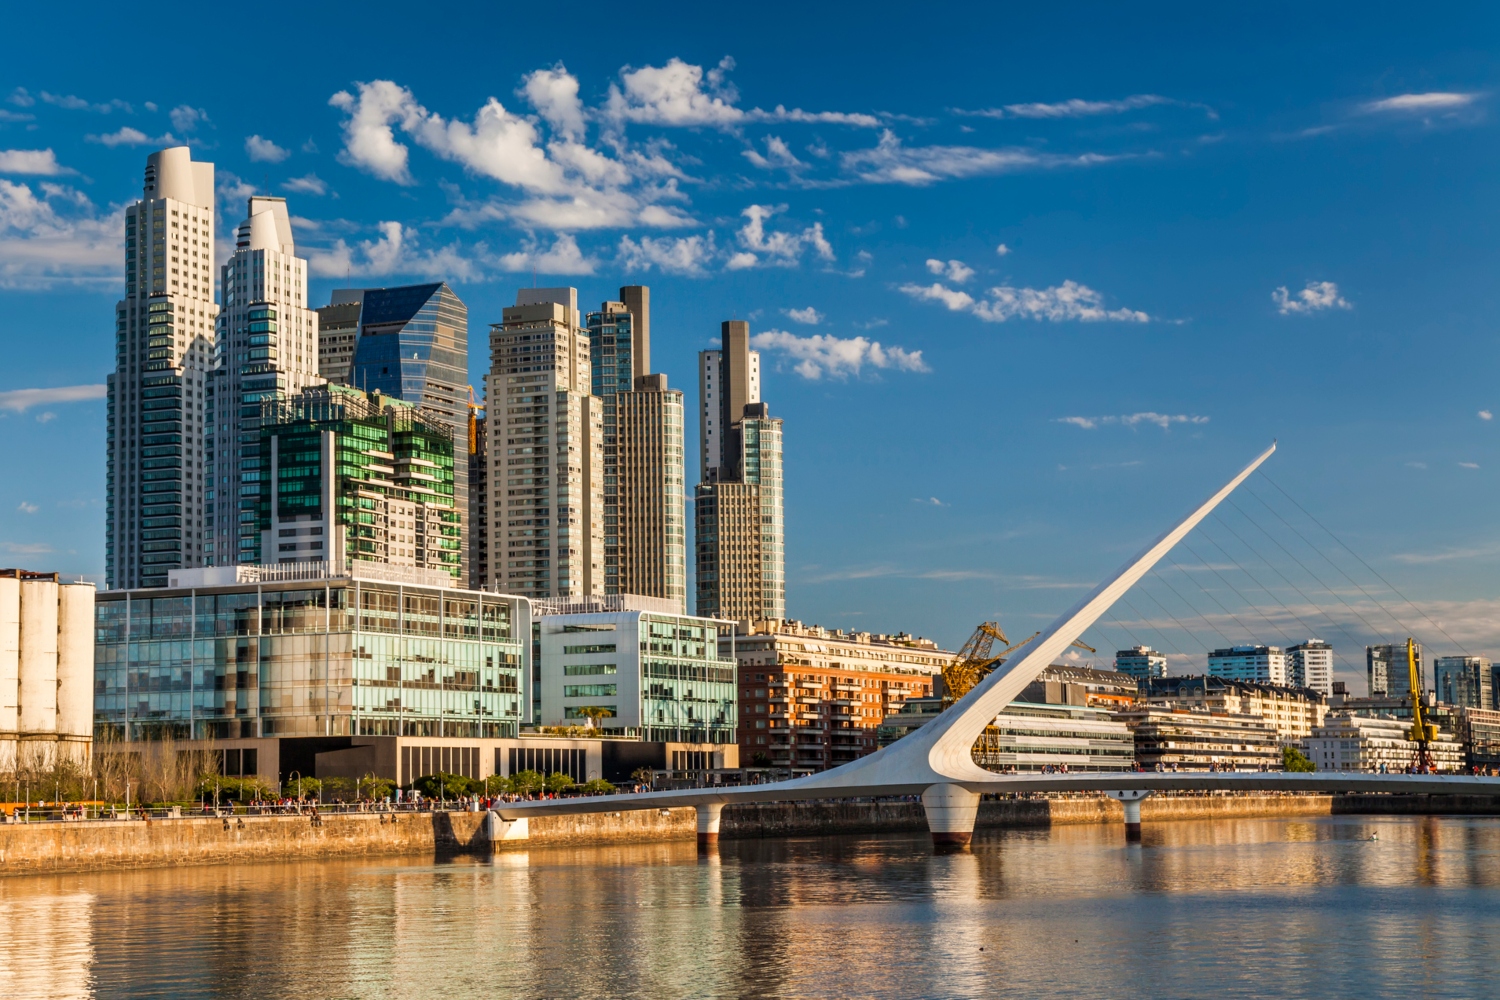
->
[0,794,1337,876]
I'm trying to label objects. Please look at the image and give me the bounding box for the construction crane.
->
[466,385,483,456]
[1405,637,1438,772]
[940,622,1097,708]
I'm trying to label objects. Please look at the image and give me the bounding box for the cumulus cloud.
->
[1056,413,1209,430]
[602,56,880,129]
[841,129,1120,185]
[497,233,596,275]
[522,64,587,140]
[925,258,973,283]
[995,243,1011,256]
[169,105,209,133]
[1362,92,1480,113]
[87,127,176,148]
[0,150,72,176]
[245,135,290,163]
[281,174,327,196]
[1481,410,1493,421]
[308,221,490,281]
[901,279,1149,323]
[784,306,823,325]
[0,384,106,412]
[1273,280,1351,315]
[616,232,717,276]
[751,329,929,379]
[729,204,833,269]
[743,135,805,170]
[0,181,120,288]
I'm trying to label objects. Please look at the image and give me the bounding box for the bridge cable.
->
[1162,550,1268,647]
[1180,540,1303,650]
[1143,560,1236,649]
[1117,595,1190,659]
[1193,526,1339,655]
[1257,472,1472,655]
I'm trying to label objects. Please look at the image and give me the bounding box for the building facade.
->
[208,196,319,570]
[696,404,784,621]
[972,702,1135,773]
[1287,639,1334,697]
[315,293,361,384]
[1208,644,1287,686]
[1368,642,1424,700]
[533,595,735,745]
[1434,655,1492,709]
[468,408,488,589]
[1114,645,1166,681]
[485,288,604,600]
[1139,675,1328,743]
[106,146,220,590]
[615,376,687,610]
[1306,712,1463,772]
[256,384,459,579]
[730,619,947,772]
[0,570,94,769]
[1019,663,1140,710]
[1114,706,1280,771]
[1454,706,1500,772]
[586,287,649,598]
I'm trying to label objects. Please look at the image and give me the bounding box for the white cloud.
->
[521,64,587,140]
[925,258,973,283]
[617,233,717,276]
[901,279,1149,323]
[9,88,34,108]
[750,329,928,380]
[87,127,176,148]
[281,174,328,196]
[308,221,489,281]
[497,233,596,275]
[245,135,290,163]
[41,92,130,114]
[329,82,416,183]
[743,135,805,170]
[169,106,209,133]
[1,541,52,555]
[606,56,744,127]
[1273,280,1351,315]
[1362,92,1480,113]
[996,243,1011,256]
[1481,410,1493,421]
[997,95,1174,118]
[0,384,106,411]
[841,129,1120,185]
[784,306,823,325]
[0,182,120,288]
[0,150,72,176]
[1056,413,1209,431]
[1459,461,1480,469]
[16,502,37,514]
[730,204,833,269]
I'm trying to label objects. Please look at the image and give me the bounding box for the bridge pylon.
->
[922,783,981,849]
[1104,789,1153,841]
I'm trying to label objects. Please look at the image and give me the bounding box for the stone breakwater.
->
[0,793,1353,876]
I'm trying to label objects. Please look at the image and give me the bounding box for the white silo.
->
[0,574,17,772]
[56,582,95,763]
[18,576,59,767]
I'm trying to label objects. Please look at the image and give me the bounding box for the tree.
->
[358,775,395,801]
[631,766,656,789]
[1283,745,1316,772]
[581,778,615,795]
[412,772,480,799]
[751,752,770,767]
[286,775,322,799]
[545,771,575,794]
[484,774,515,796]
[576,706,615,729]
[511,769,545,796]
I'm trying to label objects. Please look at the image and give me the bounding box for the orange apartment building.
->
[726,619,950,772]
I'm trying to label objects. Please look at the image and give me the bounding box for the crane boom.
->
[1406,637,1438,772]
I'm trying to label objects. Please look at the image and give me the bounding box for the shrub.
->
[285,776,322,799]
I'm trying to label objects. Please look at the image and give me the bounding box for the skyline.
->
[3,3,1500,689]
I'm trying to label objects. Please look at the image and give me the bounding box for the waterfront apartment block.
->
[730,619,947,772]
[1113,645,1166,681]
[695,404,785,621]
[485,288,604,600]
[1287,639,1334,696]
[0,570,94,769]
[94,570,529,746]
[256,384,460,579]
[106,146,220,590]
[469,410,488,588]
[973,702,1135,772]
[1113,706,1280,771]
[1207,644,1288,686]
[1367,641,1424,700]
[208,195,320,570]
[1455,706,1500,772]
[533,595,736,745]
[1139,675,1328,743]
[698,320,761,480]
[1306,712,1463,772]
[1434,655,1492,709]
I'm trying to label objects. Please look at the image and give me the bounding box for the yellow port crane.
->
[940,621,1097,708]
[466,385,483,456]
[1405,637,1438,772]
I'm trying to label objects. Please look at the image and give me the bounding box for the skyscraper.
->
[106,146,219,590]
[1434,655,1492,709]
[485,288,603,599]
[1367,641,1424,699]
[207,196,319,568]
[695,321,784,621]
[587,287,650,596]
[329,282,470,582]
[1287,639,1334,696]
[469,403,488,588]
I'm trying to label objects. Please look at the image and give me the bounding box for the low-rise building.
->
[729,618,947,772]
[1306,712,1463,773]
[972,702,1134,772]
[1139,675,1327,743]
[1113,706,1280,771]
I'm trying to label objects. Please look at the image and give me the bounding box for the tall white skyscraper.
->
[484,288,603,599]
[106,147,219,590]
[206,196,320,567]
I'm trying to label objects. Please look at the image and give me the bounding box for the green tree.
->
[631,766,655,789]
[484,774,515,796]
[358,775,396,801]
[545,771,575,794]
[576,706,615,729]
[510,769,545,796]
[580,778,615,795]
[412,772,479,799]
[285,775,322,799]
[1283,746,1316,772]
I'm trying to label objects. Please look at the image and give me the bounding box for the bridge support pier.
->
[922,783,980,850]
[1104,790,1152,841]
[696,803,723,850]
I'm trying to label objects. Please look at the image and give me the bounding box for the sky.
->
[1,2,1498,689]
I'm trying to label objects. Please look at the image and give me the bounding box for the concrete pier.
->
[696,803,723,849]
[922,784,981,849]
[1104,790,1153,841]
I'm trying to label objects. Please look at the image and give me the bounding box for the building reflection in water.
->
[5,815,1500,998]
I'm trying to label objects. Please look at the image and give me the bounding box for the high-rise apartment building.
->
[1368,641,1424,699]
[1434,655,1492,709]
[1287,639,1334,697]
[315,293,361,383]
[695,323,784,622]
[485,288,603,599]
[469,406,488,588]
[1114,645,1167,681]
[207,196,319,569]
[587,287,649,597]
[257,384,459,580]
[106,146,220,590]
[1207,644,1288,686]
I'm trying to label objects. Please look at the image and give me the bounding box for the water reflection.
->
[1,815,1497,998]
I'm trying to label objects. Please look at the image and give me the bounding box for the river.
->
[1,814,1497,999]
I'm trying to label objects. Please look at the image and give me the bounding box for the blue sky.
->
[1,3,1497,686]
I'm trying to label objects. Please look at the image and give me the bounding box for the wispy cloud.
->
[901,279,1149,323]
[87,127,176,148]
[1056,413,1208,431]
[169,105,209,133]
[1361,92,1481,114]
[1392,542,1500,564]
[1273,280,1351,315]
[958,94,1185,119]
[1459,461,1480,470]
[726,204,832,269]
[16,502,37,514]
[41,92,131,114]
[281,174,327,196]
[0,384,106,412]
[841,130,1123,185]
[784,306,823,324]
[750,329,928,380]
[1,541,53,555]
